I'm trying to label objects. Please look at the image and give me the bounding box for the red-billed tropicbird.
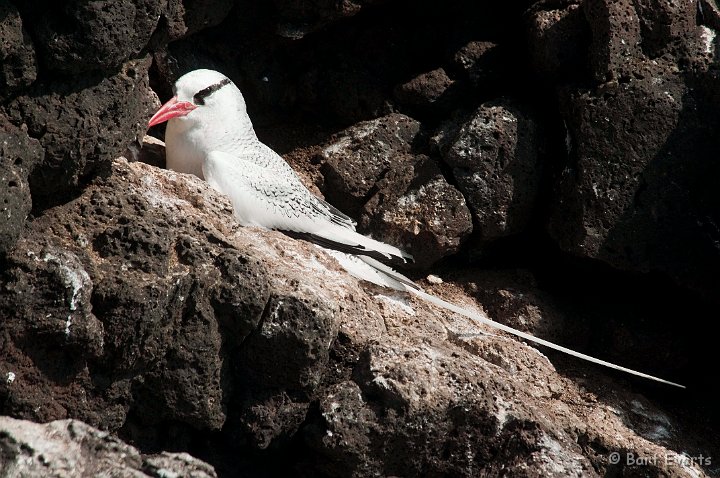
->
[148,69,684,388]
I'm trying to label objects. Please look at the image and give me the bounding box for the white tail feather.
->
[408,288,685,388]
[331,253,685,388]
[325,250,410,290]
[357,256,421,290]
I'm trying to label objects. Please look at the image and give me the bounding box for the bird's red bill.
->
[148,96,197,127]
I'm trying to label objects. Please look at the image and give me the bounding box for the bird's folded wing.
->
[253,142,357,229]
[203,150,412,262]
[204,150,320,228]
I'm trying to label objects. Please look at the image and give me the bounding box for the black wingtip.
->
[282,230,413,266]
[390,252,414,265]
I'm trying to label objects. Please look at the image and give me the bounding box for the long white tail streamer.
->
[409,288,685,388]
[337,253,685,388]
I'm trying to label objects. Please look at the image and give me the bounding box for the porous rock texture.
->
[2,57,156,210]
[1,0,719,476]
[0,1,37,99]
[0,119,42,256]
[393,67,459,117]
[14,0,234,75]
[0,159,714,477]
[0,416,217,477]
[434,101,542,244]
[534,0,720,302]
[319,113,473,268]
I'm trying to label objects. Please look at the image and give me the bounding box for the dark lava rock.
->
[0,417,217,477]
[583,0,699,83]
[583,0,644,83]
[0,159,269,432]
[16,1,161,75]
[552,64,720,302]
[360,154,472,269]
[320,113,422,216]
[0,158,713,477]
[394,67,458,116]
[0,1,37,98]
[3,57,156,210]
[449,41,504,88]
[159,0,236,43]
[548,0,720,301]
[270,0,384,38]
[320,114,472,267]
[527,2,590,82]
[552,66,684,261]
[435,101,542,243]
[631,0,699,59]
[237,293,338,394]
[232,292,340,449]
[12,1,233,77]
[0,120,42,256]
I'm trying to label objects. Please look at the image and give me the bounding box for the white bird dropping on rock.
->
[148,69,684,388]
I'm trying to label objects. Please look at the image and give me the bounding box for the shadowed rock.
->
[2,57,156,210]
[0,1,37,98]
[0,120,42,255]
[543,0,720,302]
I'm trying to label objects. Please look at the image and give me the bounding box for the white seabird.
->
[148,69,684,388]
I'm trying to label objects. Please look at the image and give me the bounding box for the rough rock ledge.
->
[0,158,711,477]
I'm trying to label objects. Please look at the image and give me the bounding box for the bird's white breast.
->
[165,118,208,179]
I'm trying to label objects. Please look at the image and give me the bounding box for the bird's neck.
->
[165,111,258,178]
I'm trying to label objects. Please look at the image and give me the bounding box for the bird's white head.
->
[148,69,257,178]
[148,69,247,128]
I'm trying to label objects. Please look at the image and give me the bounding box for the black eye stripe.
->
[193,78,232,105]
